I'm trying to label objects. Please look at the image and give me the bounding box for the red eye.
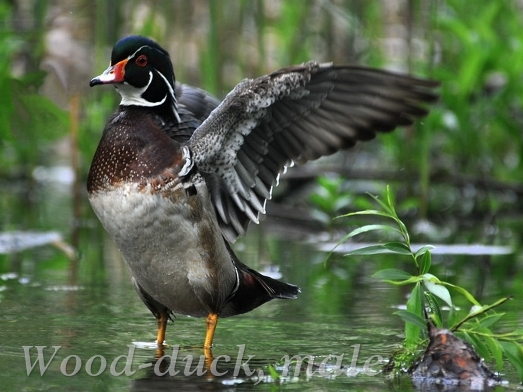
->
[135,55,148,67]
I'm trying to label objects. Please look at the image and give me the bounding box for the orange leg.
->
[204,312,219,349]
[156,310,168,347]
[155,310,169,358]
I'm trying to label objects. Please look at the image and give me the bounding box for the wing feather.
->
[188,62,439,242]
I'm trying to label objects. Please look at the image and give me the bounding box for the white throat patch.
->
[117,71,167,107]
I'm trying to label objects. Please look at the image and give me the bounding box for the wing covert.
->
[188,62,439,243]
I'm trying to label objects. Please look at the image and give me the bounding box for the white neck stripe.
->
[118,71,167,107]
[115,54,181,123]
[155,69,181,123]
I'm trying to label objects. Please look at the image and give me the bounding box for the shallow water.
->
[0,238,519,391]
[0,239,398,391]
[0,177,521,391]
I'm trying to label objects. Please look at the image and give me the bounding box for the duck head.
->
[90,35,179,121]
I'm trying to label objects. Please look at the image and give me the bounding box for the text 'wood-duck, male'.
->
[88,35,439,354]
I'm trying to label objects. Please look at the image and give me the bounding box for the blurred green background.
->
[3,0,523,241]
[2,1,523,388]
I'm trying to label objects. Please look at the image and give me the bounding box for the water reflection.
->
[129,342,387,391]
[1,182,522,390]
[0,245,401,391]
[130,348,262,391]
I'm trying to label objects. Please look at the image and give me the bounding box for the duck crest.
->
[87,106,186,194]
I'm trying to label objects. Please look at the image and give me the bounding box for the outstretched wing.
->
[187,61,439,243]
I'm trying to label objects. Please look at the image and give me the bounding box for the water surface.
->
[0,178,520,391]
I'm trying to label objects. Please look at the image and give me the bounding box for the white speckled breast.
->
[88,181,237,317]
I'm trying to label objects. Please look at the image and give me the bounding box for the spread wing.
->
[187,61,439,243]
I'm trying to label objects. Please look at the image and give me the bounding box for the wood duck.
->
[88,35,438,352]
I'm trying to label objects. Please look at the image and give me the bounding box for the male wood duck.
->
[88,35,438,351]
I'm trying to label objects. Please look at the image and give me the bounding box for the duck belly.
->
[88,182,237,317]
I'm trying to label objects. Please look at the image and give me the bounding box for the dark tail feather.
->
[220,254,300,317]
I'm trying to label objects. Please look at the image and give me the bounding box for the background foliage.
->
[2,0,523,385]
[3,0,523,222]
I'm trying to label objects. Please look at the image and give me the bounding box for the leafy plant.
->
[0,2,67,174]
[335,186,523,379]
[309,176,354,227]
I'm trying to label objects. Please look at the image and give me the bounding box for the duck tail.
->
[220,250,300,317]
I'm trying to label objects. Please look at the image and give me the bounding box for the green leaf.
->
[370,194,395,217]
[443,282,482,306]
[424,291,443,328]
[267,364,280,380]
[462,332,490,362]
[344,242,412,257]
[344,244,391,256]
[337,209,394,220]
[500,341,523,381]
[451,298,511,332]
[346,224,401,239]
[405,283,423,348]
[423,279,453,308]
[416,247,433,275]
[382,242,413,254]
[394,310,427,331]
[447,306,458,328]
[478,313,505,329]
[483,335,504,371]
[414,245,435,259]
[422,273,441,284]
